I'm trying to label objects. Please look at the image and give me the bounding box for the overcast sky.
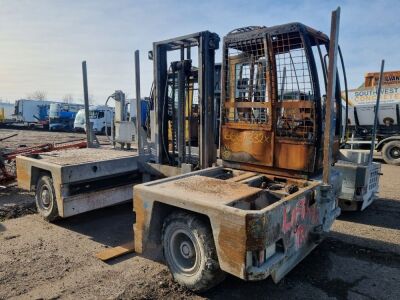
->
[0,0,399,104]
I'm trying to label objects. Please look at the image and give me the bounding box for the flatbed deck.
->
[16,147,140,218]
[35,148,137,166]
[155,175,261,205]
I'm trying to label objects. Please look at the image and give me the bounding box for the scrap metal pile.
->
[0,136,86,184]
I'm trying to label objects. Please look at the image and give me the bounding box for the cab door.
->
[221,41,274,167]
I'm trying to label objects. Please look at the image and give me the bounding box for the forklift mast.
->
[220,24,342,179]
[150,31,220,169]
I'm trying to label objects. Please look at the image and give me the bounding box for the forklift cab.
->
[220,24,343,178]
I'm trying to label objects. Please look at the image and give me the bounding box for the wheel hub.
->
[180,241,194,259]
[41,188,51,207]
[390,147,400,159]
[169,229,198,274]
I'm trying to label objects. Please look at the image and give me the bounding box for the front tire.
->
[162,212,225,292]
[382,141,400,165]
[35,175,59,221]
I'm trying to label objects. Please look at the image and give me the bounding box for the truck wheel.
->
[162,212,225,292]
[382,141,400,165]
[35,175,59,221]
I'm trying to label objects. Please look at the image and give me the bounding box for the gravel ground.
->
[0,129,399,299]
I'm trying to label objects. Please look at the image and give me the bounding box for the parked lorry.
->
[49,102,84,131]
[345,71,400,165]
[133,9,344,292]
[13,99,58,128]
[74,105,113,134]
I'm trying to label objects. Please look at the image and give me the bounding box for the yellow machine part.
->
[168,80,199,144]
[0,108,4,122]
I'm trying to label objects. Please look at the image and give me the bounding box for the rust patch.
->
[15,159,30,190]
[217,218,247,277]
[245,214,266,251]
[221,127,273,166]
[274,141,314,172]
[133,192,148,254]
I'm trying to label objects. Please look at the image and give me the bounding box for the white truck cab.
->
[74,105,114,134]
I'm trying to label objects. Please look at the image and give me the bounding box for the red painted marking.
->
[282,196,320,249]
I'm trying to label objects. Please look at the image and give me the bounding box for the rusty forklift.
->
[133,8,344,292]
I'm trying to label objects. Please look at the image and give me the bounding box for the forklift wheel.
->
[382,141,400,165]
[162,212,225,292]
[35,175,59,222]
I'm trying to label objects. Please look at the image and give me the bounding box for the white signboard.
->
[346,85,400,105]
[342,85,400,126]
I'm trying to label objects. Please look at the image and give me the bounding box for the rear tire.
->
[35,175,59,221]
[382,141,400,165]
[162,212,225,292]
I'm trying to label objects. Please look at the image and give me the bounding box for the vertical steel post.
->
[199,32,217,168]
[82,61,92,148]
[323,7,340,185]
[134,50,142,155]
[369,60,385,164]
[338,47,349,142]
[154,44,168,164]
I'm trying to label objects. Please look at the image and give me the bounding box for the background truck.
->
[133,9,344,292]
[13,99,58,128]
[49,102,84,131]
[74,105,113,134]
[344,70,400,165]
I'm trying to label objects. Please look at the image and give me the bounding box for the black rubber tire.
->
[35,175,59,221]
[382,141,400,165]
[162,212,225,292]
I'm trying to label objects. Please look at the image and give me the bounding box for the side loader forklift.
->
[133,8,344,292]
